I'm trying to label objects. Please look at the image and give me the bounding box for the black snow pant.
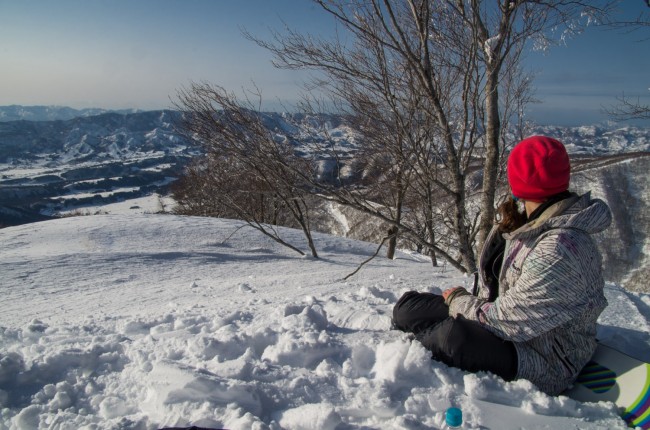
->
[392,291,518,381]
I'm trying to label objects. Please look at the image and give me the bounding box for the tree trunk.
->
[293,199,319,259]
[478,69,501,253]
[386,181,404,260]
[429,247,438,267]
[386,226,398,260]
[424,185,438,267]
[453,173,476,274]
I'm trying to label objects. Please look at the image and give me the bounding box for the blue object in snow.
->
[445,407,463,428]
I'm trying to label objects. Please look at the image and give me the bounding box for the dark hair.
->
[496,196,527,233]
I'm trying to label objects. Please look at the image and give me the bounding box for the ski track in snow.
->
[1,214,646,429]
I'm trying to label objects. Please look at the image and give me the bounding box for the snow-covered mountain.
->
[0,109,357,227]
[0,110,191,164]
[1,107,648,291]
[0,110,199,225]
[1,213,647,429]
[0,105,141,122]
[533,124,649,155]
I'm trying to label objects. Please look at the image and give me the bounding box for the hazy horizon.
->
[1,0,648,127]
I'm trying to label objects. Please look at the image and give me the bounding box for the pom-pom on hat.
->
[507,136,570,202]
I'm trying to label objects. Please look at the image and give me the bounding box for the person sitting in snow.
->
[392,135,612,395]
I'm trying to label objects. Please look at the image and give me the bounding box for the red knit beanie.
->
[507,136,570,202]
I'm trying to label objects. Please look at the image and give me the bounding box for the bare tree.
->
[598,2,650,34]
[295,61,467,268]
[346,94,420,260]
[173,83,320,258]
[599,4,650,122]
[245,0,623,273]
[605,93,650,121]
[441,0,622,251]
[172,1,624,273]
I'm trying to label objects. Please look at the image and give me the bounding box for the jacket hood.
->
[505,192,612,240]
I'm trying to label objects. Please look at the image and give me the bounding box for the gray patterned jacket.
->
[448,193,612,395]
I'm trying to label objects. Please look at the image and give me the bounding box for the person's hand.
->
[442,286,469,305]
[442,287,463,301]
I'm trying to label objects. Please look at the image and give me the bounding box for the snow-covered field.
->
[48,193,176,218]
[1,213,649,429]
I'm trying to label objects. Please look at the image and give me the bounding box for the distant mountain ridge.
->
[533,124,649,156]
[0,105,142,122]
[0,109,359,168]
[0,109,189,164]
[1,104,647,154]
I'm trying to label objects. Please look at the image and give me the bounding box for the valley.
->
[1,106,648,292]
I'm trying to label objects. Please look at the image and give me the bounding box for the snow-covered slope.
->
[572,155,650,293]
[1,214,648,429]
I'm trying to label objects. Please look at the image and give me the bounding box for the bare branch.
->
[604,93,650,121]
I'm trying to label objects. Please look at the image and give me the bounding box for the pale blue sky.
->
[1,0,648,126]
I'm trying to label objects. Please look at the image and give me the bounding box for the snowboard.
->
[564,343,650,429]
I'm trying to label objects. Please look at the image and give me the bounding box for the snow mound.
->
[1,214,645,429]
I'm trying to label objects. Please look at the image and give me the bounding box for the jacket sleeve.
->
[448,231,589,342]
